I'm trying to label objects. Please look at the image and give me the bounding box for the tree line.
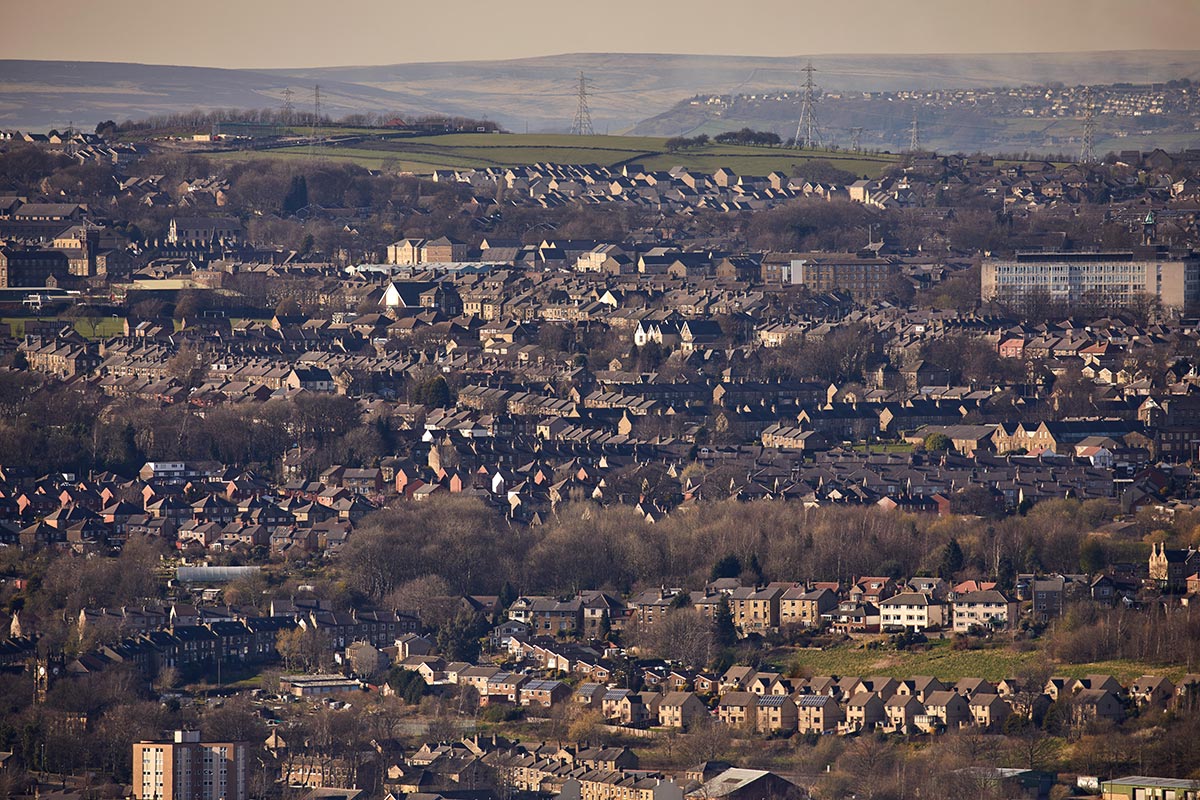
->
[334,494,1149,605]
[107,108,503,134]
[713,128,782,146]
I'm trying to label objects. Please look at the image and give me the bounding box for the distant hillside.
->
[204,133,900,179]
[2,51,1198,135]
[632,78,1200,156]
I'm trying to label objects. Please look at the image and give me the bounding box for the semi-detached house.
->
[951,590,1017,633]
[879,592,945,632]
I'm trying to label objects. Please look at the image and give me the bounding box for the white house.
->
[878,592,946,632]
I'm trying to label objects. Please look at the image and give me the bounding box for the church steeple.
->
[1143,209,1158,245]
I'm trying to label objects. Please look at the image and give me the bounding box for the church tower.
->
[33,653,64,704]
[1142,210,1158,246]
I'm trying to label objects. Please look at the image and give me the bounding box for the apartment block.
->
[981,248,1200,311]
[133,730,247,800]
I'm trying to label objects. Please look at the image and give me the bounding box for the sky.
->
[1,0,1197,69]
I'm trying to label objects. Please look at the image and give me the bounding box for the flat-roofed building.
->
[1101,776,1200,800]
[279,674,363,697]
[133,730,247,800]
[981,248,1200,312]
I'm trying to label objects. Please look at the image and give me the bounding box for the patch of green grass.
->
[994,118,1057,135]
[277,125,383,137]
[207,148,396,170]
[779,640,1189,683]
[404,145,647,166]
[2,318,26,338]
[3,316,125,339]
[205,133,899,178]
[76,316,126,338]
[640,149,892,179]
[780,640,1031,680]
[403,133,667,151]
[851,442,915,454]
[1054,659,1192,684]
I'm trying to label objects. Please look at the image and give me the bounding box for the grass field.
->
[850,442,915,454]
[4,316,126,339]
[776,640,1191,683]
[208,133,899,178]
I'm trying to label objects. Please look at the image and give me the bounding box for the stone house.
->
[755,694,798,734]
[840,692,886,733]
[657,692,707,729]
[795,695,843,735]
[917,690,971,732]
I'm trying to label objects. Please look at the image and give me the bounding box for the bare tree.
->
[679,716,733,764]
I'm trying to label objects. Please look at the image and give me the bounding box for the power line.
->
[792,61,821,149]
[570,71,595,136]
[309,84,322,159]
[281,87,295,124]
[1080,86,1096,164]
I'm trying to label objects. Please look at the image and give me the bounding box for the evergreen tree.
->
[995,554,1017,589]
[387,667,427,704]
[748,552,765,584]
[373,414,396,455]
[938,537,965,580]
[282,174,308,215]
[498,581,518,610]
[710,554,742,581]
[437,611,486,662]
[1079,538,1107,574]
[714,595,737,648]
[411,374,452,408]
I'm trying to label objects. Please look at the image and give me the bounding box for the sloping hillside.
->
[1,50,1197,136]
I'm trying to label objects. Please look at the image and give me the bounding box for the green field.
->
[4,316,126,339]
[208,133,899,178]
[850,442,915,454]
[780,640,1189,683]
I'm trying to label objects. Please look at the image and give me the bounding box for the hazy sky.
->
[2,0,1197,69]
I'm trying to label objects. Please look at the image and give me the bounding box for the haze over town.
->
[3,0,1199,68]
[2,4,1200,800]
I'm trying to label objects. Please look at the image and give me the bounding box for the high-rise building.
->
[133,730,248,800]
[981,248,1200,312]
